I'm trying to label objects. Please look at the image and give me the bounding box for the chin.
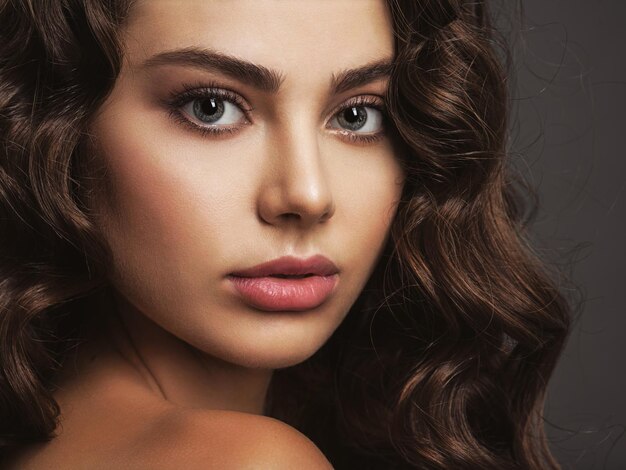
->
[211,334,328,370]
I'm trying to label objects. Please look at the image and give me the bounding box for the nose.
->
[257,124,335,229]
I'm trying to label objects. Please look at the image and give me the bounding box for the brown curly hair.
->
[0,0,571,468]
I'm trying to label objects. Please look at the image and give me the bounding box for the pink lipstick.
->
[228,255,339,311]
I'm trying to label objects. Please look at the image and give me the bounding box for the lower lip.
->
[228,274,338,312]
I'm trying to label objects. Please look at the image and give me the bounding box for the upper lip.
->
[230,255,339,278]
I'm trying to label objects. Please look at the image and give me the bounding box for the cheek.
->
[90,91,404,308]
[89,120,251,305]
[332,151,404,275]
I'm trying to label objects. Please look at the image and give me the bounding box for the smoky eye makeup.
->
[161,81,253,138]
[326,95,388,145]
[162,81,389,143]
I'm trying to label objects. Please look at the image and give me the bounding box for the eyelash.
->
[164,82,388,144]
[328,96,388,144]
[165,82,250,138]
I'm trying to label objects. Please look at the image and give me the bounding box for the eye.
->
[165,84,252,136]
[328,99,385,135]
[330,106,382,132]
[180,96,246,127]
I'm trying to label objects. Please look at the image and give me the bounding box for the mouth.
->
[229,254,339,278]
[228,255,339,311]
[267,273,314,279]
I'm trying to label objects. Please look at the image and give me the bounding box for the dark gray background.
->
[503,0,625,468]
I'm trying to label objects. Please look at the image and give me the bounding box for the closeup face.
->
[90,0,404,369]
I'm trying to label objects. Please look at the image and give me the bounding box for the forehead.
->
[123,0,394,75]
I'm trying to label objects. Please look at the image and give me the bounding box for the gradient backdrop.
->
[505,1,625,468]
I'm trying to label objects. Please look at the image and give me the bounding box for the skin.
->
[7,0,404,467]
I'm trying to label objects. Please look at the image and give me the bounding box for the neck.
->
[87,288,273,415]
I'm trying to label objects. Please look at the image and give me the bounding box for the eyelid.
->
[164,82,254,137]
[166,82,254,115]
[327,94,386,120]
[324,95,388,145]
[165,82,388,143]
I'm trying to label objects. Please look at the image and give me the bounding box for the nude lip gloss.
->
[228,255,339,311]
[228,274,338,311]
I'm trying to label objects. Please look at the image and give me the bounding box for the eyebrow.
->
[331,59,393,94]
[142,47,392,95]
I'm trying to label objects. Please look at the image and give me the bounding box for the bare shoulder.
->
[127,408,334,469]
[3,407,333,469]
[1,341,332,469]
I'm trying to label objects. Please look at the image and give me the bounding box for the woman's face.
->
[90,0,404,369]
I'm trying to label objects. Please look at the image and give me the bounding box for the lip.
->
[230,255,339,278]
[228,255,339,311]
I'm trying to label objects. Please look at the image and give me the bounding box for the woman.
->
[0,0,571,468]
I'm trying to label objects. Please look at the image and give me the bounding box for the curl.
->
[0,1,572,468]
[267,1,571,468]
[0,0,132,457]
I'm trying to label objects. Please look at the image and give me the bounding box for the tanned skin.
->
[7,1,403,467]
